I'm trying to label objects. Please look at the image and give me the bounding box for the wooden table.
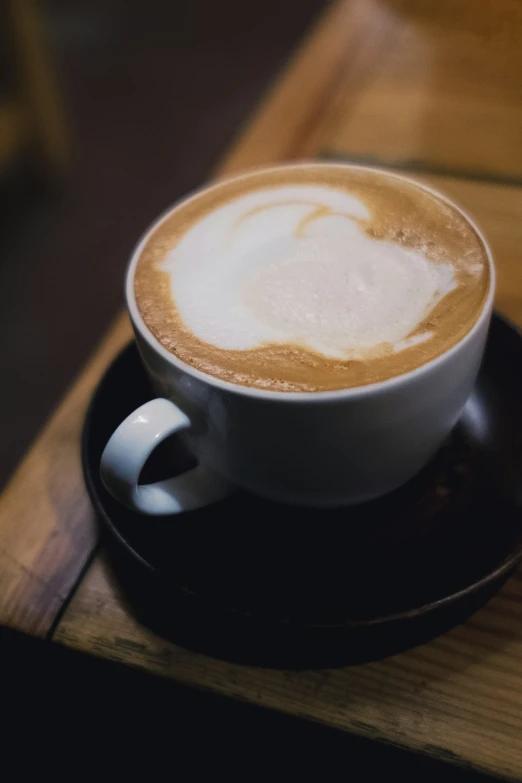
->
[1,1,522,778]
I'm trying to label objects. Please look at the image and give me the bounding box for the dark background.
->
[0,0,321,488]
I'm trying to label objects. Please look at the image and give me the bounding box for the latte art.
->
[133,165,490,391]
[162,185,457,360]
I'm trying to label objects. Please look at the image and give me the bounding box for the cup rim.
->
[125,161,496,402]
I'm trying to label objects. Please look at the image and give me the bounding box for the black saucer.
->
[83,313,522,668]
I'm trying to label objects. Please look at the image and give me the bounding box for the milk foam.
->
[161,185,456,359]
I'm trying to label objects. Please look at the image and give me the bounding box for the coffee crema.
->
[133,165,490,392]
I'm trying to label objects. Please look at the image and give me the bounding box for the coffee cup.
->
[101,163,495,513]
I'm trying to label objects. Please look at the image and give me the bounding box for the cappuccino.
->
[133,165,490,392]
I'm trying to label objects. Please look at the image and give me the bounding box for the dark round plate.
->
[83,313,522,668]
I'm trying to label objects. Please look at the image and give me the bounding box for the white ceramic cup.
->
[101,164,495,515]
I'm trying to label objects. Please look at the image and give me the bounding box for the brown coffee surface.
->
[133,165,490,392]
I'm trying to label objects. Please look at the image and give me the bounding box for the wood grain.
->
[0,315,131,635]
[55,555,522,780]
[323,0,522,181]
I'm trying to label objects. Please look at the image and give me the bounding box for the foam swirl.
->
[161,185,455,360]
[133,165,490,391]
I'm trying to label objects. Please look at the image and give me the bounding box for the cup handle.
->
[100,398,231,515]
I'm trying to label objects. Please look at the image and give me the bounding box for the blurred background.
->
[0,0,324,488]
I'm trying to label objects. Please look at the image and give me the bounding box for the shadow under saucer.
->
[82,313,522,668]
